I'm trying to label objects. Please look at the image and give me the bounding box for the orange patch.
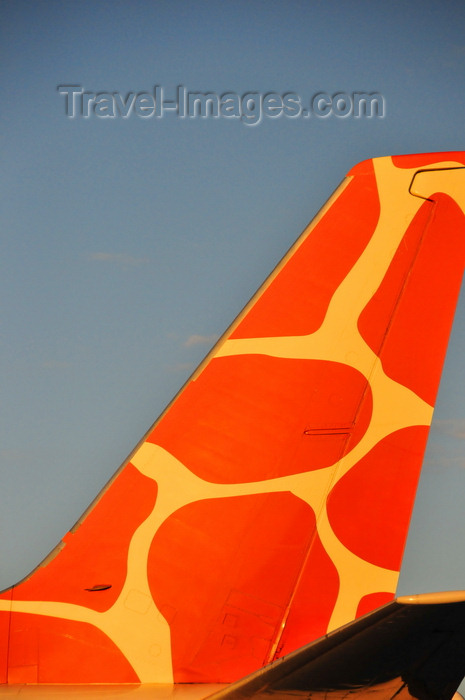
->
[148,493,317,682]
[231,162,379,339]
[273,528,340,658]
[14,465,157,612]
[8,613,138,683]
[150,355,372,483]
[356,592,394,618]
[327,426,430,571]
[391,152,465,169]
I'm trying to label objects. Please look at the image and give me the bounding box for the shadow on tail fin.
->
[207,591,465,700]
[1,153,465,686]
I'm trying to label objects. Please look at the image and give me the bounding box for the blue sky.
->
[1,0,465,612]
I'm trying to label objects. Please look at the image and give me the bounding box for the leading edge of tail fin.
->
[207,590,465,700]
[1,153,465,685]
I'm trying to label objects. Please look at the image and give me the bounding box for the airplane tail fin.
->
[1,153,465,685]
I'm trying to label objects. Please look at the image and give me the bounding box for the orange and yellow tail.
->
[1,153,465,685]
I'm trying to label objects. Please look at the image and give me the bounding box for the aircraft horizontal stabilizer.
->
[208,591,465,700]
